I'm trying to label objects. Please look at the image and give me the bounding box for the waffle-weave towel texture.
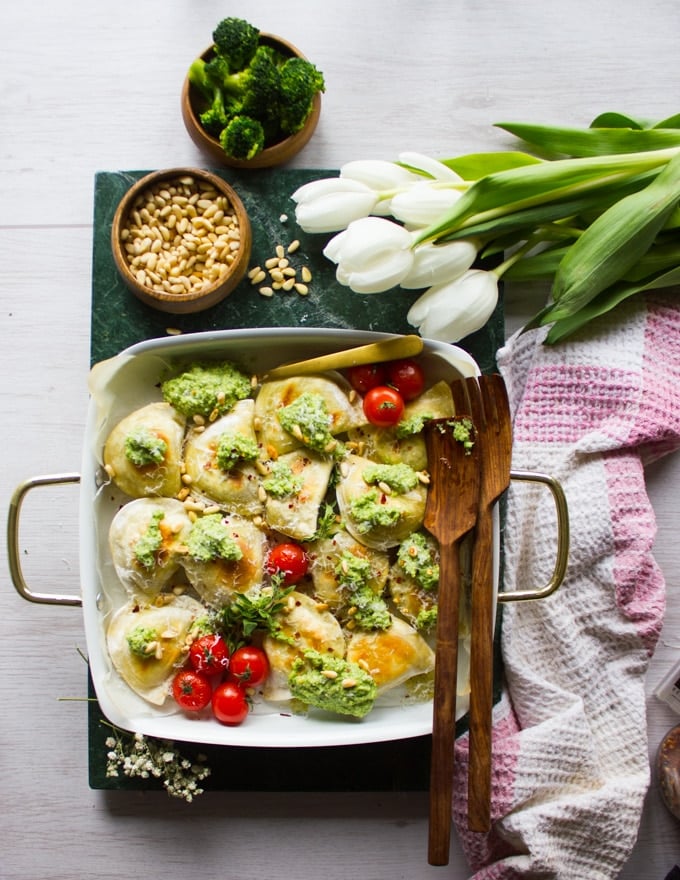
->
[452,295,680,879]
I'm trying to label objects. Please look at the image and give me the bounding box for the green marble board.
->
[88,167,505,792]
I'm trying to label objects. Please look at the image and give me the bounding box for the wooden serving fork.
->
[465,374,512,833]
[424,398,481,866]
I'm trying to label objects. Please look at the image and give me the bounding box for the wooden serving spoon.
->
[424,404,481,866]
[261,334,424,381]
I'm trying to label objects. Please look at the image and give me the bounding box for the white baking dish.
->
[8,328,568,749]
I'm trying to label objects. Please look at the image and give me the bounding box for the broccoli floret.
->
[188,57,214,102]
[199,88,231,136]
[204,53,232,86]
[212,17,260,71]
[219,115,266,161]
[278,56,325,135]
[220,45,282,129]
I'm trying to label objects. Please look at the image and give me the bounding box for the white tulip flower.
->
[407,269,499,342]
[323,216,415,294]
[292,178,379,233]
[390,181,464,227]
[340,159,422,192]
[399,239,478,289]
[397,151,464,182]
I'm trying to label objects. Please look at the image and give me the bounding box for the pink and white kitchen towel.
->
[451,294,680,879]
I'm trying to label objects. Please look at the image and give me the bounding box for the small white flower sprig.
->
[103,723,211,802]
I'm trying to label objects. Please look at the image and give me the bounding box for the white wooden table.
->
[2,2,679,877]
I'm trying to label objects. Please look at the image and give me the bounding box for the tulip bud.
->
[292,178,379,233]
[407,269,498,342]
[340,159,422,192]
[400,239,478,289]
[323,217,415,294]
[390,182,463,228]
[397,152,464,182]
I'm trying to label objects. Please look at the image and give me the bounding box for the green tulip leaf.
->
[414,148,678,247]
[503,245,571,281]
[543,265,680,344]
[548,152,680,316]
[589,112,650,130]
[439,151,541,180]
[495,121,680,158]
[653,113,680,130]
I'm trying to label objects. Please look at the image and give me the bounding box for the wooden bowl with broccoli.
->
[181,18,324,169]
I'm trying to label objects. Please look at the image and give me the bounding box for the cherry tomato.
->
[363,385,405,427]
[346,363,386,395]
[189,633,230,676]
[172,668,212,712]
[386,358,425,401]
[229,645,270,688]
[266,542,309,585]
[212,679,249,725]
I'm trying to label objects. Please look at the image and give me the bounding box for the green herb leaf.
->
[218,581,296,650]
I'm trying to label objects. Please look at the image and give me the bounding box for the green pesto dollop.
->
[288,650,378,718]
[335,551,390,630]
[415,606,438,632]
[262,460,304,498]
[349,489,401,534]
[126,624,160,658]
[277,392,339,455]
[124,428,167,467]
[362,462,419,494]
[435,417,475,453]
[161,362,251,418]
[397,532,440,591]
[395,412,434,439]
[186,514,243,563]
[215,431,259,471]
[134,510,165,570]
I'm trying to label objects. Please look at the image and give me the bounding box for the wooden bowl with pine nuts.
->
[181,34,321,170]
[111,168,252,314]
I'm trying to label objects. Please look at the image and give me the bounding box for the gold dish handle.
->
[497,469,570,603]
[7,473,83,607]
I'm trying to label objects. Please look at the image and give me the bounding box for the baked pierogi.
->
[108,497,193,597]
[346,379,454,470]
[335,454,428,550]
[183,399,264,517]
[254,373,366,457]
[106,594,205,706]
[103,401,186,498]
[307,529,390,613]
[263,449,334,541]
[346,614,435,694]
[181,513,265,607]
[263,591,346,702]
